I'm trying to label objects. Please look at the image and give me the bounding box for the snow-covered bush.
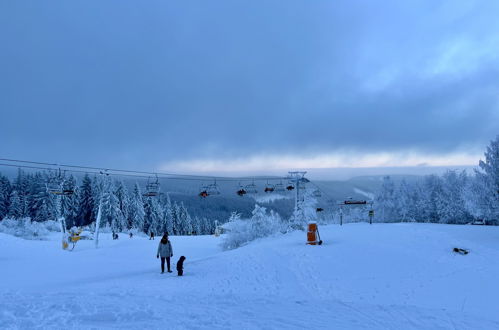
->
[43,220,62,232]
[288,190,318,230]
[0,218,55,240]
[221,206,284,250]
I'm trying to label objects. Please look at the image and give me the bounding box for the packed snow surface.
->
[1,223,499,329]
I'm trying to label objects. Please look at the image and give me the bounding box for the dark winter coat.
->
[157,239,173,258]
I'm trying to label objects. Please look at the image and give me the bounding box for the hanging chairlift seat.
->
[313,190,322,198]
[237,189,247,196]
[264,182,275,193]
[274,182,285,192]
[207,183,220,195]
[316,207,324,212]
[144,177,160,197]
[46,181,63,195]
[286,185,295,191]
[344,200,367,205]
[244,182,258,194]
[62,189,74,196]
[264,186,275,193]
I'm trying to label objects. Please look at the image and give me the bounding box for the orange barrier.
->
[307,222,322,245]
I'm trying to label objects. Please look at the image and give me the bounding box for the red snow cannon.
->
[306,222,322,245]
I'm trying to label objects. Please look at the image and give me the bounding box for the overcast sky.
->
[1,0,498,177]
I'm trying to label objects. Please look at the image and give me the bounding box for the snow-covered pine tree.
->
[251,204,281,238]
[422,175,443,223]
[98,177,122,231]
[114,180,129,231]
[191,216,201,235]
[78,174,94,227]
[0,173,11,219]
[161,193,174,235]
[61,175,79,228]
[466,136,499,222]
[177,202,192,235]
[171,202,182,235]
[436,170,470,224]
[396,179,414,222]
[144,196,163,235]
[8,190,23,219]
[29,172,53,222]
[128,182,145,231]
[12,169,29,218]
[375,176,396,222]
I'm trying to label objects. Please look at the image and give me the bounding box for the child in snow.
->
[156,234,173,273]
[177,256,186,276]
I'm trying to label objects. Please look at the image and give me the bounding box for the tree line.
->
[0,171,217,235]
[374,136,499,224]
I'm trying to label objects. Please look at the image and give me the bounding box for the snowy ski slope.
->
[1,223,499,329]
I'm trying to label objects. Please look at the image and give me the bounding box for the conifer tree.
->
[8,190,23,219]
[0,174,11,219]
[128,183,145,231]
[78,174,94,227]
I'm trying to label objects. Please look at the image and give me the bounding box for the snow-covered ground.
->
[1,223,499,329]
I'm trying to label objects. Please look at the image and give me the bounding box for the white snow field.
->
[1,223,499,329]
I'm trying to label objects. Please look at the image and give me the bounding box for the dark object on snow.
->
[453,248,469,255]
[150,232,155,240]
[129,233,133,238]
[177,256,186,276]
[112,232,119,240]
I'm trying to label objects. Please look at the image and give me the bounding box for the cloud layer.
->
[1,0,497,172]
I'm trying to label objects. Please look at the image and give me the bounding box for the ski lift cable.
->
[0,158,288,182]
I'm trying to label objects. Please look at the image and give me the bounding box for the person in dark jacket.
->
[150,232,155,240]
[177,256,186,276]
[156,234,173,273]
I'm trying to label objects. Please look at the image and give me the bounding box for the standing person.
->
[150,232,155,240]
[156,234,173,273]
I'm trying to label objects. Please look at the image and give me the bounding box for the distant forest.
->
[0,169,293,234]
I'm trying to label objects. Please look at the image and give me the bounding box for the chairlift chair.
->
[274,181,285,192]
[46,174,63,195]
[313,190,322,198]
[264,181,275,193]
[286,184,295,191]
[144,176,160,197]
[207,180,220,195]
[316,207,324,212]
[199,183,210,198]
[62,189,75,196]
[236,183,247,196]
[244,181,258,194]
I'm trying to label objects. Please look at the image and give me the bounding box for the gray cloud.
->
[1,0,498,170]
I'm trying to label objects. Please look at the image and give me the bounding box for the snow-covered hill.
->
[1,223,499,329]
